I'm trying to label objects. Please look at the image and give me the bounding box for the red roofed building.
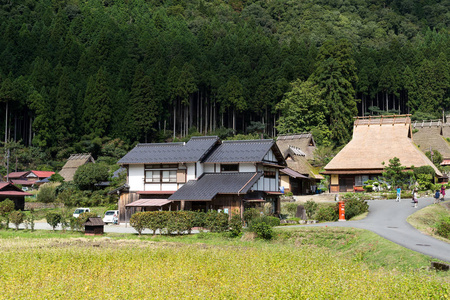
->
[0,182,32,210]
[27,170,55,181]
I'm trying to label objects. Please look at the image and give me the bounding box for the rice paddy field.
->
[0,235,449,299]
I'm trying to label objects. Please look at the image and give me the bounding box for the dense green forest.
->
[0,0,449,170]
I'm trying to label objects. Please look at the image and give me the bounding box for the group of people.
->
[396,185,446,208]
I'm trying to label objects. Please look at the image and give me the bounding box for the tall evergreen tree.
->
[310,39,358,145]
[83,67,111,137]
[130,67,158,143]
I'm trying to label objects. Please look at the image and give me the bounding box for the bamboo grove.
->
[0,0,449,157]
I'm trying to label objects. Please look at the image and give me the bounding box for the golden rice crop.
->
[0,238,448,299]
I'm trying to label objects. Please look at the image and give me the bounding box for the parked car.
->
[73,208,90,218]
[103,210,119,224]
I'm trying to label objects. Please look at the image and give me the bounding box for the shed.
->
[83,217,105,235]
[0,182,33,210]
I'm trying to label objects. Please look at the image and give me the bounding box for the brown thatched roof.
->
[276,133,316,160]
[324,116,442,176]
[59,153,95,182]
[412,121,450,159]
[276,134,323,180]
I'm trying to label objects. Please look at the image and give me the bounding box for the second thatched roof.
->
[323,116,442,177]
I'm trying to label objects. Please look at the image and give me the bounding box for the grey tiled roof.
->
[168,172,263,201]
[118,136,219,164]
[203,140,281,163]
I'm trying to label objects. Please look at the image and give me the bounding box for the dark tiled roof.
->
[83,217,105,226]
[118,136,219,164]
[203,140,281,163]
[168,172,262,201]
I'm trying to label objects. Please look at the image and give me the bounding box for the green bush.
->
[130,212,147,235]
[434,216,450,239]
[205,211,229,233]
[229,214,243,237]
[46,211,62,231]
[243,208,260,225]
[315,205,338,222]
[252,222,273,239]
[344,198,369,219]
[10,210,25,230]
[37,185,56,203]
[0,199,15,229]
[73,163,109,190]
[281,202,299,218]
[363,185,373,192]
[304,201,318,219]
[130,211,206,235]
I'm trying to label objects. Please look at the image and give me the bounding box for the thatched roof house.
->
[276,134,324,195]
[59,153,95,182]
[412,120,450,162]
[323,115,442,193]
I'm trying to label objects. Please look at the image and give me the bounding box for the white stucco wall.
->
[128,165,144,191]
[196,161,204,177]
[204,164,214,173]
[239,163,256,172]
[186,163,196,181]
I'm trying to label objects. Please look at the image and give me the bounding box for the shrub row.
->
[129,211,230,235]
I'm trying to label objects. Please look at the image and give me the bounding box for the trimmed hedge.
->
[130,211,229,235]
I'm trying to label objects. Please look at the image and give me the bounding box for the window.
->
[221,164,239,172]
[355,175,369,186]
[145,164,177,183]
[264,167,276,179]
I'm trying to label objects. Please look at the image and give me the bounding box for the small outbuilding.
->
[83,217,105,236]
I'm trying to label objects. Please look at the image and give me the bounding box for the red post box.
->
[338,201,346,222]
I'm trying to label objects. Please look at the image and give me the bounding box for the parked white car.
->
[103,210,119,224]
[73,208,90,218]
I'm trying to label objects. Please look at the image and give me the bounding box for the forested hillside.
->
[0,0,449,166]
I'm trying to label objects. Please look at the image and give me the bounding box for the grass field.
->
[407,201,450,242]
[0,228,449,299]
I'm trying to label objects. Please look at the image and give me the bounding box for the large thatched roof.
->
[412,120,450,159]
[324,116,442,176]
[59,153,95,182]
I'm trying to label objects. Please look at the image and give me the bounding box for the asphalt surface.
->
[289,197,450,263]
[11,196,450,262]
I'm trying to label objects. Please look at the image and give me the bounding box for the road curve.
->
[288,197,450,263]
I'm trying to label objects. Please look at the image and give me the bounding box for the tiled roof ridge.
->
[222,139,274,144]
[189,136,219,140]
[136,142,185,147]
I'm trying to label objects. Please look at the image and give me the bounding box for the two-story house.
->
[117,136,286,223]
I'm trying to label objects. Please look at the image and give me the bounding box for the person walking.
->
[413,189,419,208]
[440,185,446,201]
[396,186,401,202]
[434,189,440,204]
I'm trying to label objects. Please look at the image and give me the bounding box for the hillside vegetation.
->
[0,0,449,166]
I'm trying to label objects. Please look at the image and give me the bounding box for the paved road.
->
[289,197,450,263]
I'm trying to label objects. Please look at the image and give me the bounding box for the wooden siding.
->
[118,192,140,223]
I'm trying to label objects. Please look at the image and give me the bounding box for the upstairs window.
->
[263,167,276,179]
[221,164,239,172]
[145,164,177,183]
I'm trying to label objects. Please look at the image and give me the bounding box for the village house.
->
[116,136,286,223]
[0,182,33,210]
[59,153,95,182]
[4,170,55,190]
[276,133,324,195]
[323,115,442,192]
